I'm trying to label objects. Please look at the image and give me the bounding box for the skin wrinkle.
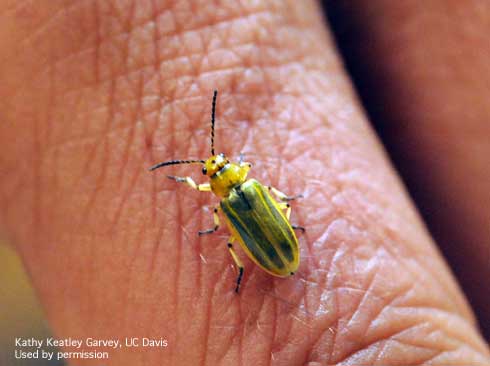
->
[297,240,343,364]
[369,339,405,366]
[200,258,215,366]
[304,214,472,364]
[350,261,477,359]
[0,0,20,16]
[392,336,448,362]
[109,135,146,222]
[392,308,487,354]
[381,340,443,365]
[0,0,489,365]
[344,314,465,364]
[3,1,74,53]
[197,220,209,362]
[266,299,277,363]
[364,284,419,337]
[2,1,185,101]
[93,0,101,82]
[112,0,137,187]
[343,257,380,332]
[390,322,449,351]
[372,238,458,318]
[1,3,94,96]
[271,299,296,354]
[149,4,177,357]
[304,265,335,361]
[34,87,329,158]
[167,95,180,365]
[122,221,146,333]
[79,76,116,225]
[109,77,147,231]
[327,244,350,364]
[331,181,467,320]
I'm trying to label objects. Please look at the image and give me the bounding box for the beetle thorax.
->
[214,168,250,198]
[202,153,251,197]
[210,162,250,197]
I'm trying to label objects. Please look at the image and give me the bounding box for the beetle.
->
[149,91,304,292]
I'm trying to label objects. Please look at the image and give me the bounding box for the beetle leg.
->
[198,206,220,236]
[277,202,292,219]
[239,161,252,171]
[278,202,306,233]
[227,236,244,293]
[291,224,306,233]
[167,175,211,191]
[268,186,303,202]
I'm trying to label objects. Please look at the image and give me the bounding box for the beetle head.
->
[202,153,229,176]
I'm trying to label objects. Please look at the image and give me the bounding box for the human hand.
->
[0,1,489,365]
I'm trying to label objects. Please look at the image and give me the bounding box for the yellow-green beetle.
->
[149,91,304,292]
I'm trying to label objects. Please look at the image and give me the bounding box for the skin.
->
[0,1,488,365]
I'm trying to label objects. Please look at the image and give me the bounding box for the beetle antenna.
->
[210,90,217,156]
[148,159,205,171]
